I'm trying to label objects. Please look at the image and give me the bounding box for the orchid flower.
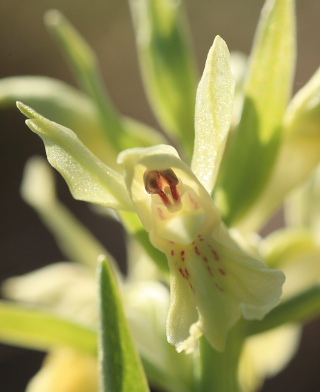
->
[118,144,284,352]
[15,34,285,354]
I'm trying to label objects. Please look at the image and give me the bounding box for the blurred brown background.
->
[1,0,320,391]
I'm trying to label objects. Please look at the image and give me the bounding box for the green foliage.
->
[0,301,96,354]
[98,258,149,392]
[216,0,296,226]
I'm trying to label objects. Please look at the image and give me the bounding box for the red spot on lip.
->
[194,246,200,255]
[171,250,175,256]
[185,268,190,277]
[181,250,185,256]
[203,256,208,263]
[215,283,224,292]
[207,266,214,277]
[212,249,220,261]
[179,268,186,278]
[219,268,226,276]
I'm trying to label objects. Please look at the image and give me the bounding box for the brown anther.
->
[144,168,180,205]
[161,169,179,201]
[161,169,179,186]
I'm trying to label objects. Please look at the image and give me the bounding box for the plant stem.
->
[197,322,245,392]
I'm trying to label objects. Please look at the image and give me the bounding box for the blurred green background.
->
[1,0,320,391]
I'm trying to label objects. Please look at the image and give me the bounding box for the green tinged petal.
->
[191,36,234,194]
[216,0,296,225]
[17,102,133,210]
[98,258,149,392]
[128,0,198,156]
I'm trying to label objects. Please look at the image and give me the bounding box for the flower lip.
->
[144,168,180,206]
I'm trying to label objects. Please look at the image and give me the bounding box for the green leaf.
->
[44,10,124,151]
[0,301,96,354]
[128,0,198,157]
[0,76,94,120]
[44,10,165,153]
[21,156,117,269]
[0,75,165,167]
[191,36,234,194]
[237,67,320,233]
[247,285,320,336]
[0,75,121,167]
[197,325,244,392]
[98,258,149,392]
[17,102,133,211]
[216,0,296,225]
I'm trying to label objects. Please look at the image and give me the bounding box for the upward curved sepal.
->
[17,102,133,211]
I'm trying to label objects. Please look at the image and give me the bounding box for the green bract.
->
[216,0,296,226]
[128,0,198,156]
